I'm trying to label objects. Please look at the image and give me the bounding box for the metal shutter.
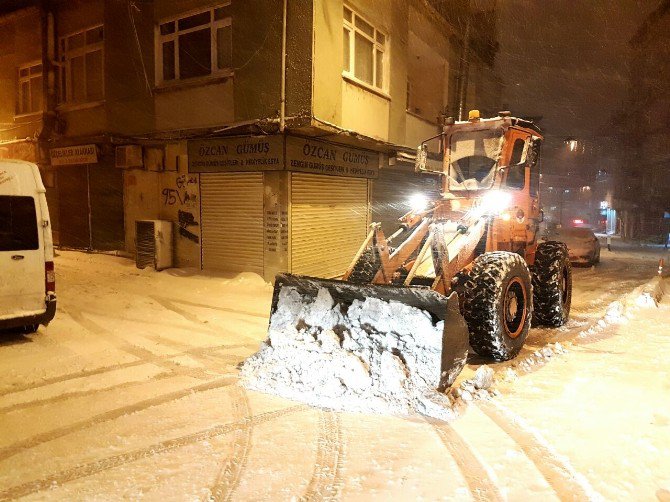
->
[371,168,441,235]
[291,173,368,278]
[200,172,264,275]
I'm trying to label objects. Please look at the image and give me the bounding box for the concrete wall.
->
[405,112,439,149]
[123,141,201,267]
[341,81,390,140]
[105,0,154,135]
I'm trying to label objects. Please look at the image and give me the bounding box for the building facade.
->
[0,0,498,280]
[616,0,670,240]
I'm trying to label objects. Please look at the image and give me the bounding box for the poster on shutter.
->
[286,136,379,179]
[188,136,284,172]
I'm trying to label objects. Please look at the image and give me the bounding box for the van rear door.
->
[0,195,46,319]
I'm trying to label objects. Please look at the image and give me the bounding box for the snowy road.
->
[0,243,668,501]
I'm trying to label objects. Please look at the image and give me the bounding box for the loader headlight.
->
[409,193,429,212]
[476,190,512,217]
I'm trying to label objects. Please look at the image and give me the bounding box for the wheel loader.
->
[256,111,572,398]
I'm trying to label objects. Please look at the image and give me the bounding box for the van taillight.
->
[45,261,55,293]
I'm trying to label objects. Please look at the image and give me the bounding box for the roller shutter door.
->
[371,169,440,235]
[291,173,368,278]
[200,172,264,275]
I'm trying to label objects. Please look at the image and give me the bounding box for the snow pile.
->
[240,285,458,421]
[512,342,568,374]
[452,366,500,402]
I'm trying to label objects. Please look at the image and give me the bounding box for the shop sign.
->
[188,136,284,172]
[50,144,98,166]
[286,136,379,178]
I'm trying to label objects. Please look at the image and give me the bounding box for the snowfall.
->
[0,239,668,501]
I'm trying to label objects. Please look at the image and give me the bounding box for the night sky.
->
[494,0,658,152]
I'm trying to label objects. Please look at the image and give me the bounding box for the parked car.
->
[0,160,56,333]
[543,225,601,266]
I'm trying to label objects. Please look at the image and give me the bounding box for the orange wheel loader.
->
[268,111,572,389]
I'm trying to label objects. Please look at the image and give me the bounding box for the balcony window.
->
[157,3,232,84]
[59,25,104,104]
[17,62,43,115]
[343,6,387,92]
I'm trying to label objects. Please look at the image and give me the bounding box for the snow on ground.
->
[0,239,668,501]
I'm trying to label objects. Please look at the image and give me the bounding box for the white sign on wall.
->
[50,144,98,166]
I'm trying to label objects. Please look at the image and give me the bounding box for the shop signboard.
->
[50,144,98,166]
[188,136,284,172]
[286,136,379,179]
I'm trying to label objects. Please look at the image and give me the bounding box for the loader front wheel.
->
[348,249,380,284]
[461,252,533,361]
[531,241,572,326]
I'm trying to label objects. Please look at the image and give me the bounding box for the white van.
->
[0,160,56,332]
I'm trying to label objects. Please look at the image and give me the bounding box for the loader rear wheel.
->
[461,252,533,361]
[531,241,572,326]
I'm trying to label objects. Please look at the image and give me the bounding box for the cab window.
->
[505,138,526,189]
[0,196,39,251]
[529,140,541,197]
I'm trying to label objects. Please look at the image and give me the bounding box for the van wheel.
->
[22,324,39,334]
[460,252,533,361]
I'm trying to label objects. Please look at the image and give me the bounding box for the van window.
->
[0,196,39,251]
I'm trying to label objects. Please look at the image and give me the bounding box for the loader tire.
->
[461,252,533,361]
[531,241,572,326]
[348,249,380,284]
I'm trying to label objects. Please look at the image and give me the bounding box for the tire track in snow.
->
[0,405,305,502]
[149,296,263,341]
[0,343,250,398]
[158,297,268,320]
[63,308,216,380]
[429,421,505,502]
[206,386,253,501]
[0,376,237,464]
[300,410,344,501]
[478,400,604,501]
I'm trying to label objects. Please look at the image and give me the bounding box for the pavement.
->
[0,240,668,501]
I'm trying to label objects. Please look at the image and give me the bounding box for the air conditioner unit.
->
[116,145,144,169]
[135,220,173,270]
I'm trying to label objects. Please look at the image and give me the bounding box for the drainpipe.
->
[279,0,288,132]
[39,0,57,143]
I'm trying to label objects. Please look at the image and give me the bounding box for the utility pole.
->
[457,13,472,122]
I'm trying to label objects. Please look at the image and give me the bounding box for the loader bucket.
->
[268,274,470,390]
[240,273,470,418]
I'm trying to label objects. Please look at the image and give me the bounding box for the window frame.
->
[155,2,233,87]
[342,6,388,95]
[58,24,105,105]
[16,61,43,116]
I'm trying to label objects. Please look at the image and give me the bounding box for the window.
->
[157,4,232,84]
[59,25,104,104]
[505,138,526,189]
[0,196,39,251]
[529,140,541,197]
[343,6,386,91]
[17,62,43,115]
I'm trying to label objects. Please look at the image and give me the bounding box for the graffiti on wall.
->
[178,210,200,244]
[162,174,200,244]
[162,174,198,207]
